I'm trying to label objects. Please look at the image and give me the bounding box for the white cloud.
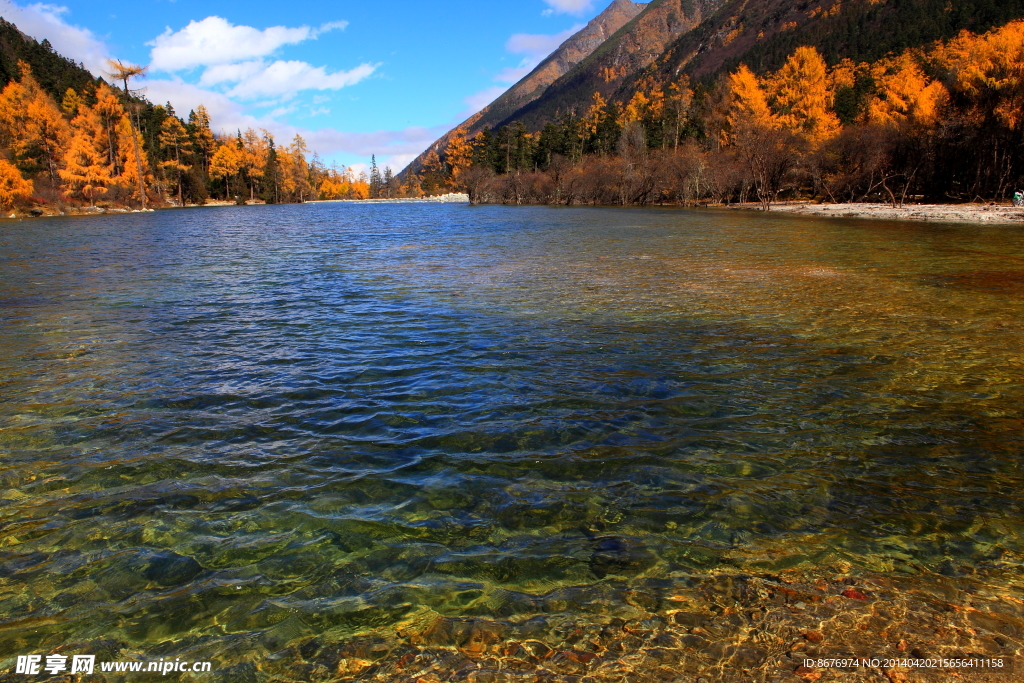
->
[383,153,417,173]
[0,0,110,74]
[269,104,297,118]
[463,85,507,115]
[148,16,347,72]
[494,25,582,83]
[198,60,266,86]
[542,0,593,15]
[208,60,377,99]
[506,27,579,59]
[495,64,533,84]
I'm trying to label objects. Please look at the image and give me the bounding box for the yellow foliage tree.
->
[284,135,312,202]
[239,128,269,200]
[935,20,1024,130]
[189,105,216,174]
[443,127,475,187]
[727,65,776,139]
[0,62,70,182]
[771,46,840,144]
[209,141,244,200]
[0,158,33,211]
[159,116,191,206]
[868,53,948,127]
[114,113,150,203]
[621,91,651,125]
[60,100,113,206]
[61,88,84,118]
[584,92,608,136]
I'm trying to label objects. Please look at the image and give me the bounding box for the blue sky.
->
[0,0,609,174]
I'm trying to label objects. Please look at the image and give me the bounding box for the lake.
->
[1,203,1022,681]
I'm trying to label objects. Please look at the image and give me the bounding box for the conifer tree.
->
[0,157,33,211]
[0,62,69,182]
[285,135,311,202]
[369,154,382,198]
[261,136,281,204]
[443,128,474,187]
[209,143,243,201]
[105,59,149,208]
[771,47,841,145]
[159,116,191,206]
[60,98,113,205]
[188,105,215,174]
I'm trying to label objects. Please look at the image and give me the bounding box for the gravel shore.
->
[739,202,1024,224]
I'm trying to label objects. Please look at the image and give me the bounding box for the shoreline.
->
[732,201,1024,225]
[308,193,470,204]
[2,194,471,220]
[7,198,1024,224]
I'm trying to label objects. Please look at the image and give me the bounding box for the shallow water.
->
[0,204,1022,681]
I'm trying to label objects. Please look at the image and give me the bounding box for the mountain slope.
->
[640,0,1024,86]
[475,0,646,133]
[400,0,646,178]
[0,18,98,101]
[497,0,727,132]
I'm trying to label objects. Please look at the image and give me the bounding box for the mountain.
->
[475,0,647,133]
[495,0,728,133]
[0,18,99,102]
[401,0,647,178]
[402,0,1024,181]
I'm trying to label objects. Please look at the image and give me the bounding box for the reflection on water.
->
[0,205,1022,681]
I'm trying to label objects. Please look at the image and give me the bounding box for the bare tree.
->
[106,59,148,210]
[735,122,798,210]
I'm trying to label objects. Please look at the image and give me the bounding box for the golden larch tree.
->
[771,46,840,144]
[60,99,113,206]
[209,141,243,200]
[159,116,191,206]
[727,65,776,138]
[0,62,70,182]
[443,127,475,188]
[189,105,216,174]
[0,158,33,211]
[285,135,312,202]
[868,53,948,127]
[935,21,1024,130]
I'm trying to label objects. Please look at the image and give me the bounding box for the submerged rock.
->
[588,536,656,578]
[140,550,203,587]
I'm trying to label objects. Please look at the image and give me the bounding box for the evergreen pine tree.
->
[382,166,393,198]
[261,137,281,204]
[369,154,382,198]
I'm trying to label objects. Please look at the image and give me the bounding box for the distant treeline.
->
[0,19,428,213]
[417,20,1024,208]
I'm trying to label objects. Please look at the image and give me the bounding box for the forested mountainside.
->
[400,0,1024,206]
[402,0,1024,170]
[0,18,99,101]
[641,0,1024,86]
[403,0,726,179]
[0,20,407,215]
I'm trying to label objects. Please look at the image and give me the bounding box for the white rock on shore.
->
[311,193,470,204]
